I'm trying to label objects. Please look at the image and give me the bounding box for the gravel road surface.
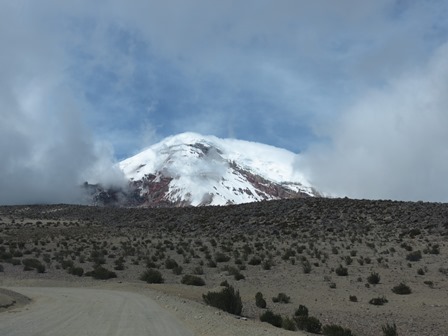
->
[0,287,195,336]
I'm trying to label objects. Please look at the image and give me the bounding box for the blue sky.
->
[2,1,448,203]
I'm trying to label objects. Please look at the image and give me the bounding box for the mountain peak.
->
[111,133,319,207]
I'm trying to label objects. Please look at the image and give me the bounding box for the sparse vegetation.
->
[140,269,164,283]
[392,283,412,295]
[181,274,205,286]
[382,322,398,336]
[202,285,242,315]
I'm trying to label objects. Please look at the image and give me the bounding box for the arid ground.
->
[1,198,447,335]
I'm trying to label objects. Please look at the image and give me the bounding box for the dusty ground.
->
[1,199,447,335]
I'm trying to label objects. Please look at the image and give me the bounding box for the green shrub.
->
[294,316,322,334]
[248,256,262,265]
[69,267,84,277]
[349,295,358,302]
[322,324,354,336]
[86,266,117,280]
[392,283,411,295]
[202,285,242,315]
[302,260,312,274]
[335,265,348,276]
[22,258,45,273]
[260,310,283,328]
[406,250,422,262]
[282,316,297,331]
[367,272,380,285]
[272,292,290,303]
[173,265,183,275]
[255,292,267,308]
[294,305,309,317]
[140,269,164,283]
[165,258,178,269]
[369,296,388,305]
[382,322,398,336]
[215,252,230,263]
[181,274,205,286]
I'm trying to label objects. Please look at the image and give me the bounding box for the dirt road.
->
[0,287,195,336]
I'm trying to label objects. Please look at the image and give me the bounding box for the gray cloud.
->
[0,2,125,205]
[299,43,448,201]
[2,1,448,204]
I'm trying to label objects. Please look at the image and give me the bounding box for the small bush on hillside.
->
[322,324,354,336]
[215,252,231,263]
[282,316,297,331]
[260,310,283,328]
[173,265,183,275]
[202,285,242,315]
[255,292,267,308]
[272,292,290,303]
[248,256,262,265]
[392,283,411,295]
[294,305,309,317]
[0,264,3,272]
[22,258,45,273]
[69,266,84,277]
[367,272,380,285]
[335,265,348,276]
[165,258,178,269]
[349,295,358,302]
[294,316,322,334]
[302,260,312,274]
[140,269,164,283]
[181,274,205,286]
[382,322,398,336]
[369,297,388,305]
[85,266,116,280]
[406,251,422,262]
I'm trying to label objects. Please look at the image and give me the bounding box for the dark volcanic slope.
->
[1,198,447,236]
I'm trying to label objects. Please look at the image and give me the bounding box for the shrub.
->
[369,297,388,305]
[215,252,231,263]
[0,264,3,272]
[417,268,425,275]
[349,295,358,302]
[260,310,283,328]
[367,272,380,285]
[295,316,322,334]
[282,316,297,331]
[22,258,45,273]
[392,283,411,295]
[255,292,267,308]
[294,304,309,317]
[140,269,164,283]
[165,258,178,269]
[202,285,242,315]
[85,266,116,280]
[322,324,354,336]
[322,324,353,336]
[382,322,398,336]
[406,251,422,262]
[181,274,205,286]
[272,292,290,303]
[69,267,84,277]
[302,260,312,274]
[172,265,183,275]
[335,265,348,276]
[248,256,262,265]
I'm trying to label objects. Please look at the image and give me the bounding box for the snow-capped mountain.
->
[115,132,319,207]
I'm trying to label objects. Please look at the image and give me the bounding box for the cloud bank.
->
[2,1,448,203]
[299,43,448,202]
[0,2,125,205]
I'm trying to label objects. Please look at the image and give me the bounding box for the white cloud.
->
[299,43,448,201]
